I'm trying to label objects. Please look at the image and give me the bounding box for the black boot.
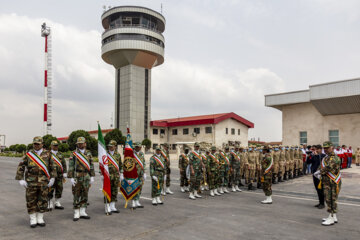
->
[257,182,262,189]
[239,180,244,187]
[248,183,255,191]
[289,172,293,179]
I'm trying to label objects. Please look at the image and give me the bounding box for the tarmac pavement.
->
[1,156,360,240]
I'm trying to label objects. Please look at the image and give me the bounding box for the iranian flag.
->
[98,123,111,201]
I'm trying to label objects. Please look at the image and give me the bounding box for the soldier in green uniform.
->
[68,137,95,221]
[278,145,286,182]
[318,141,342,226]
[104,140,122,214]
[230,145,242,192]
[285,146,291,180]
[218,146,231,193]
[179,147,190,192]
[289,146,295,179]
[133,142,146,208]
[48,140,67,210]
[189,142,203,199]
[207,146,221,196]
[272,146,280,184]
[238,146,246,187]
[261,146,273,204]
[256,146,264,189]
[15,136,56,228]
[200,148,210,192]
[150,146,165,205]
[246,146,257,190]
[161,143,173,195]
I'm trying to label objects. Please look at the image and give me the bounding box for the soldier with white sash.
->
[132,142,146,208]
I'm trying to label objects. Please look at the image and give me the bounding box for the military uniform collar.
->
[34,148,43,155]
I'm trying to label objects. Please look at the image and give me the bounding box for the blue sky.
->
[1,0,359,145]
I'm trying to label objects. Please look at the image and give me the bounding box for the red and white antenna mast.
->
[41,23,52,135]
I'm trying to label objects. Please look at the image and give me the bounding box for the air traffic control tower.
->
[101,6,165,141]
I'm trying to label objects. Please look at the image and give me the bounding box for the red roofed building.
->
[150,112,254,148]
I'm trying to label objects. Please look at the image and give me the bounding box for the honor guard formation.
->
[16,136,357,228]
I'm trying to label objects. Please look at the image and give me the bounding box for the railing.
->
[103,23,163,35]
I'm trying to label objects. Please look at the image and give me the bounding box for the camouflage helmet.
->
[51,140,59,146]
[155,146,161,151]
[133,142,142,147]
[76,137,86,144]
[224,145,230,150]
[107,140,117,147]
[322,141,333,148]
[210,146,217,151]
[234,144,240,148]
[194,142,200,147]
[163,143,169,148]
[33,136,43,144]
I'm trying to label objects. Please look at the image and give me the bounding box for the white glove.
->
[90,177,94,183]
[120,173,124,181]
[19,180,28,188]
[63,173,67,178]
[143,173,147,181]
[47,178,55,187]
[152,176,158,182]
[70,178,77,186]
[314,170,321,179]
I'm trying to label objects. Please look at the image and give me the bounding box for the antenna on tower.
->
[110,112,114,128]
[103,5,106,12]
[108,6,111,10]
[161,3,163,14]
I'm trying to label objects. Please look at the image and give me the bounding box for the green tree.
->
[142,138,152,150]
[104,129,125,146]
[59,143,69,152]
[9,144,18,151]
[16,144,27,153]
[68,130,97,155]
[43,134,58,149]
[27,143,33,151]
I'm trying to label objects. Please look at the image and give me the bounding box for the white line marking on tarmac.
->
[241,190,360,207]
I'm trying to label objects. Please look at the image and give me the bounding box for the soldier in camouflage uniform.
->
[68,137,95,221]
[230,145,242,192]
[318,141,342,226]
[289,146,295,179]
[238,146,246,187]
[15,136,56,228]
[246,146,257,190]
[278,145,286,182]
[150,146,165,205]
[261,146,273,204]
[179,147,190,192]
[285,146,291,180]
[298,146,304,176]
[272,146,280,184]
[133,142,146,208]
[48,140,67,210]
[200,148,210,191]
[256,146,264,189]
[218,146,231,193]
[356,147,360,166]
[207,146,221,196]
[189,142,203,199]
[161,143,173,195]
[104,140,122,214]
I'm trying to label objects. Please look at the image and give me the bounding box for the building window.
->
[172,129,178,135]
[299,131,307,145]
[205,127,212,134]
[231,128,235,135]
[153,129,158,135]
[329,130,339,147]
[225,128,228,134]
[194,128,200,134]
[183,128,189,135]
[160,129,165,134]
[238,129,240,135]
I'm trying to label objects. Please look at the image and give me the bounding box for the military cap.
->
[194,142,200,147]
[224,145,230,150]
[211,146,217,151]
[163,143,169,148]
[51,140,59,146]
[107,140,117,147]
[133,142,142,147]
[184,147,190,150]
[234,144,240,148]
[155,146,161,150]
[33,136,43,144]
[76,137,86,144]
[322,141,333,148]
